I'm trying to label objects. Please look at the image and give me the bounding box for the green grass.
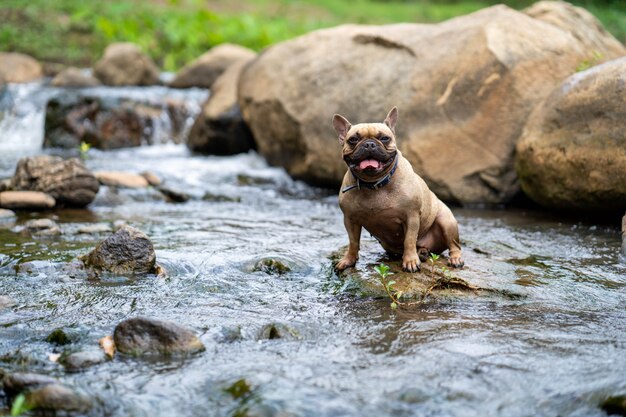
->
[0,0,624,71]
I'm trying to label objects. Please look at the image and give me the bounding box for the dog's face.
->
[333,107,399,181]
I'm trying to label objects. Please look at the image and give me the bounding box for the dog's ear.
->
[384,107,398,133]
[333,114,352,144]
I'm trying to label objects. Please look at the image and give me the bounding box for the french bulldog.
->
[333,107,464,272]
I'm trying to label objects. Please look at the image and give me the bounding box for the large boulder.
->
[187,59,256,155]
[93,43,160,86]
[113,317,205,356]
[81,225,156,275]
[515,57,626,211]
[0,52,43,83]
[238,3,625,204]
[10,156,99,207]
[170,43,256,89]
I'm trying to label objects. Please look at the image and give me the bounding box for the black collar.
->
[342,156,399,193]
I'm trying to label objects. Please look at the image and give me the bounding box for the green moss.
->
[45,328,71,345]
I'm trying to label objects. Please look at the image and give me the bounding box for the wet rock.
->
[24,218,61,236]
[239,4,624,204]
[0,208,16,222]
[2,372,56,397]
[93,42,160,86]
[621,214,626,264]
[25,383,91,413]
[95,171,149,188]
[516,57,626,211]
[0,295,15,310]
[50,67,101,88]
[0,191,56,210]
[258,323,301,341]
[601,395,626,417]
[0,178,10,192]
[170,43,255,89]
[77,223,113,234]
[10,156,99,207]
[253,258,292,275]
[202,192,241,203]
[81,225,156,275]
[44,92,197,149]
[61,350,108,372]
[141,171,162,186]
[45,328,71,345]
[113,317,205,356]
[188,59,256,155]
[156,185,190,203]
[0,52,43,83]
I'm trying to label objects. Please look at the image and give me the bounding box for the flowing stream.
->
[0,82,625,417]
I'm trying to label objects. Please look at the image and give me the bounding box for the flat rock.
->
[61,350,108,372]
[141,171,162,186]
[10,156,99,207]
[113,317,205,356]
[24,218,61,236]
[239,3,624,204]
[0,52,43,83]
[50,67,101,88]
[170,43,255,89]
[156,185,190,202]
[516,57,626,211]
[0,191,56,210]
[188,59,256,155]
[25,383,91,413]
[81,225,156,275]
[77,223,113,234]
[2,372,56,396]
[95,171,149,188]
[93,42,160,86]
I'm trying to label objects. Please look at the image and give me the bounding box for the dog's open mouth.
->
[358,159,382,170]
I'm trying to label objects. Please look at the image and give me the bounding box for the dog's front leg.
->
[336,218,361,271]
[402,215,421,272]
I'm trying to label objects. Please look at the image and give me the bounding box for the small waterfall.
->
[0,80,209,171]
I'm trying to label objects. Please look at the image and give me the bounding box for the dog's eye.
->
[348,136,359,144]
[380,136,391,143]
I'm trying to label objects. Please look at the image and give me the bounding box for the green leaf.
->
[11,393,30,417]
[396,290,403,299]
[390,302,398,310]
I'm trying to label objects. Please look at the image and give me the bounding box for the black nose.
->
[362,140,377,150]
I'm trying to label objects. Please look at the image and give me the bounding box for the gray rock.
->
[50,67,101,88]
[0,191,56,210]
[2,372,56,396]
[93,42,160,86]
[113,317,205,356]
[0,208,16,222]
[157,185,190,203]
[81,225,156,275]
[10,156,99,207]
[24,218,61,236]
[61,350,108,372]
[25,383,91,413]
[0,52,43,83]
[188,59,256,155]
[170,43,255,89]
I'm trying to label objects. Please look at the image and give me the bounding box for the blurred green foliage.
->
[0,0,624,71]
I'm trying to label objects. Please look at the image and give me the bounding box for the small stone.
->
[0,191,56,210]
[61,350,108,372]
[50,67,101,88]
[0,208,16,222]
[140,171,162,186]
[0,295,15,309]
[24,218,61,236]
[2,372,56,397]
[157,185,190,203]
[202,192,241,203]
[45,328,71,345]
[253,258,291,275]
[81,225,156,275]
[113,317,205,356]
[25,383,91,413]
[95,171,149,188]
[77,223,113,234]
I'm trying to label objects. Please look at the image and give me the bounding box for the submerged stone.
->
[157,185,190,203]
[0,208,16,222]
[24,218,61,236]
[601,395,626,417]
[258,323,301,341]
[25,383,91,413]
[2,372,57,397]
[253,258,292,275]
[45,328,71,346]
[81,225,156,275]
[113,317,205,356]
[61,350,108,372]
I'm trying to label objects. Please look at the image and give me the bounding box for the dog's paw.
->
[335,256,357,271]
[402,256,421,273]
[448,256,464,269]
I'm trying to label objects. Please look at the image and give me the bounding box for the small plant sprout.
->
[374,262,420,309]
[11,393,32,417]
[79,141,92,160]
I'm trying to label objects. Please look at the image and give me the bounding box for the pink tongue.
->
[359,159,380,170]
